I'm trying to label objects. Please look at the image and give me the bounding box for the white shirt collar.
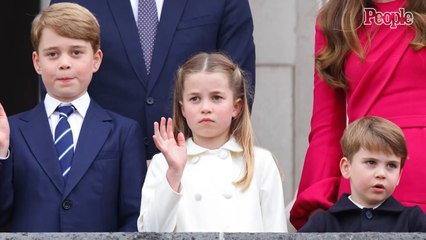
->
[186,137,243,156]
[348,195,383,209]
[130,0,163,21]
[44,92,91,118]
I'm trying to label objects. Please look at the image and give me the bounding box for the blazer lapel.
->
[63,101,112,198]
[107,0,148,89]
[19,103,64,193]
[148,0,187,92]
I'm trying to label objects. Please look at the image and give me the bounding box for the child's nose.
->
[59,57,71,70]
[200,100,212,113]
[375,168,386,179]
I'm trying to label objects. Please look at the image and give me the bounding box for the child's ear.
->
[179,101,185,118]
[340,157,351,179]
[92,49,103,73]
[232,98,243,118]
[32,51,42,74]
[397,169,403,186]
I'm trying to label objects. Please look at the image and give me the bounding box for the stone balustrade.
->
[0,232,425,240]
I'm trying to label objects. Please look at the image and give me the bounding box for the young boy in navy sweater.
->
[299,116,426,232]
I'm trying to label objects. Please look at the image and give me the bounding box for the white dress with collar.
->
[138,137,287,232]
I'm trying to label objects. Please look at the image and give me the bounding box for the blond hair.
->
[340,116,408,168]
[316,0,426,89]
[173,52,255,191]
[31,2,101,52]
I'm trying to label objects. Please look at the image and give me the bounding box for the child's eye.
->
[72,50,82,56]
[387,163,398,169]
[365,160,376,165]
[189,96,200,102]
[212,95,222,101]
[46,52,58,58]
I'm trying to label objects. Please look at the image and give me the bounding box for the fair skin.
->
[340,148,402,208]
[32,27,102,103]
[0,103,10,158]
[0,28,102,159]
[153,72,242,191]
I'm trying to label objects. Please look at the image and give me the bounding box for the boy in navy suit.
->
[299,116,426,232]
[0,3,146,232]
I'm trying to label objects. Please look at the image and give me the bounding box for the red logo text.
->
[363,8,414,29]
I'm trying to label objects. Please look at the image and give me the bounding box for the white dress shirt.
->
[0,93,90,160]
[44,92,90,149]
[138,137,288,232]
[348,195,383,209]
[130,0,163,21]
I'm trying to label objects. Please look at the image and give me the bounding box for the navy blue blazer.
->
[299,194,426,232]
[0,100,147,232]
[48,0,256,159]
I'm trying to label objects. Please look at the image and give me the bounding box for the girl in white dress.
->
[138,52,287,232]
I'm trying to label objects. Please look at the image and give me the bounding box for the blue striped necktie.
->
[55,105,75,182]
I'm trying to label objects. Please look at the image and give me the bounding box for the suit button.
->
[62,200,72,210]
[144,137,149,145]
[365,210,373,219]
[146,97,154,105]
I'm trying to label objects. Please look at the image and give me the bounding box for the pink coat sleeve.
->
[289,22,348,230]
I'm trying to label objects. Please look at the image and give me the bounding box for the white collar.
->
[186,137,243,156]
[44,92,90,118]
[348,195,383,209]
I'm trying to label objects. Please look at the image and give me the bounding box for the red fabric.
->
[291,0,426,230]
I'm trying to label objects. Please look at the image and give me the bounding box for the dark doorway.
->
[2,1,40,116]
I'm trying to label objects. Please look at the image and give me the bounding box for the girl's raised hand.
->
[153,117,187,191]
[0,103,10,158]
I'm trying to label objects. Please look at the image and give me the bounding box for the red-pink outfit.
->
[290,0,426,230]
